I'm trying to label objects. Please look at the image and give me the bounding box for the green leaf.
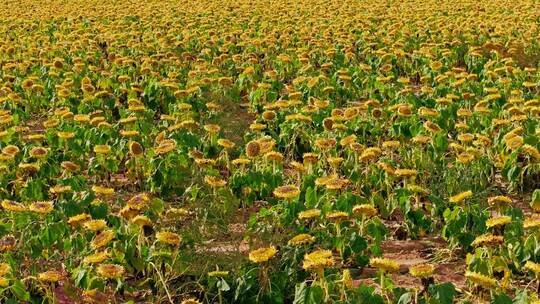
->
[217,278,230,292]
[11,279,29,301]
[428,282,455,304]
[307,285,324,304]
[397,292,413,304]
[492,293,512,304]
[293,282,308,304]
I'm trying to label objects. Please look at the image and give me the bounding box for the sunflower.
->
[245,141,261,158]
[409,264,435,278]
[96,264,124,279]
[524,261,540,277]
[217,139,235,149]
[132,215,152,227]
[486,216,511,228]
[352,204,378,218]
[61,161,80,172]
[298,209,321,220]
[465,271,497,289]
[370,257,400,273]
[524,216,540,229]
[394,169,418,178]
[302,249,334,270]
[449,190,473,203]
[156,231,182,246]
[248,246,277,263]
[288,234,315,246]
[128,141,144,157]
[91,230,115,249]
[92,185,115,196]
[83,219,108,232]
[29,201,54,214]
[326,211,349,222]
[93,144,111,154]
[83,251,110,264]
[471,233,504,247]
[273,185,300,199]
[0,263,11,276]
[38,270,64,283]
[1,200,26,212]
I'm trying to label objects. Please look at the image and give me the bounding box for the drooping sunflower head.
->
[352,204,378,218]
[245,140,261,158]
[96,264,124,279]
[465,271,497,289]
[273,185,300,199]
[409,264,435,279]
[248,246,278,263]
[369,257,400,273]
[298,209,321,220]
[486,216,511,229]
[302,249,334,271]
[38,270,64,283]
[449,190,473,204]
[288,234,315,246]
[156,231,182,246]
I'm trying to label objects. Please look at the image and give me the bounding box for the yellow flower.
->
[302,249,334,270]
[92,185,115,196]
[245,141,261,158]
[0,277,8,287]
[288,234,315,246]
[83,251,110,264]
[298,209,321,220]
[0,263,11,276]
[524,261,540,277]
[61,161,80,172]
[1,200,26,212]
[128,141,144,157]
[96,264,124,279]
[248,246,277,263]
[132,215,152,227]
[471,233,504,247]
[68,213,91,227]
[156,231,182,246]
[273,185,300,199]
[488,196,512,207]
[29,201,54,214]
[217,139,235,149]
[83,219,107,232]
[465,271,497,289]
[204,176,227,187]
[449,190,472,203]
[486,216,511,228]
[369,257,399,273]
[524,216,540,229]
[91,230,115,249]
[394,169,418,178]
[38,270,64,282]
[326,211,349,222]
[93,144,111,154]
[352,204,378,218]
[409,264,435,278]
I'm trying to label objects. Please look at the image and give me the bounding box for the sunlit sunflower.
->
[156,231,182,246]
[302,249,334,270]
[249,246,277,263]
[97,264,124,279]
[273,185,300,199]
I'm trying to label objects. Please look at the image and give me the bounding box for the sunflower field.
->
[0,0,540,302]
